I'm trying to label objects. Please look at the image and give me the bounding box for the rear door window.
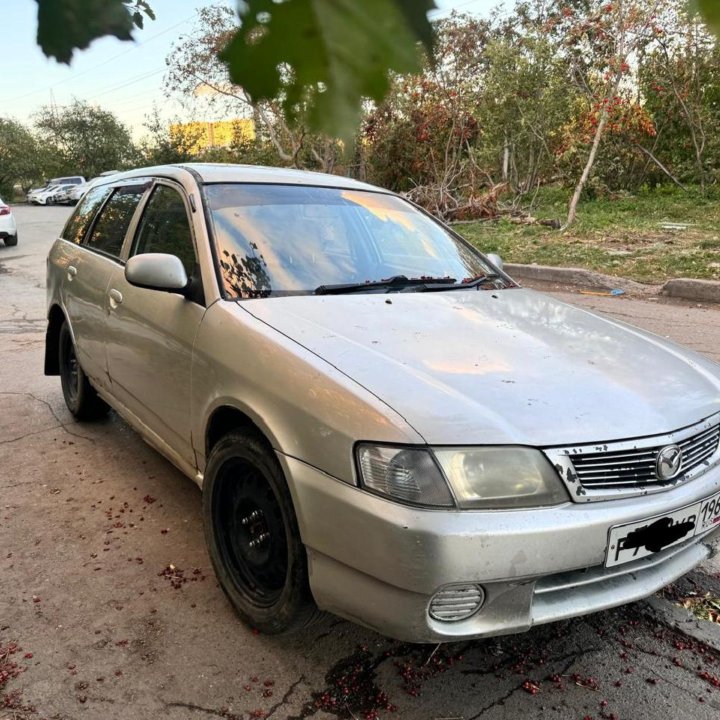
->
[61,185,112,245]
[84,184,148,258]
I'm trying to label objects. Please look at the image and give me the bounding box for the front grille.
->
[544,413,720,502]
[680,425,720,471]
[570,424,720,490]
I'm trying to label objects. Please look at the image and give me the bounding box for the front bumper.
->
[280,454,720,643]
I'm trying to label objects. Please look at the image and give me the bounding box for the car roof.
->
[93,163,389,193]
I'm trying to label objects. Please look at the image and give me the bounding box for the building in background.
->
[169,119,255,154]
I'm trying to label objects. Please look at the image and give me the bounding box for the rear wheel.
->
[58,322,109,420]
[4,234,17,246]
[203,431,319,634]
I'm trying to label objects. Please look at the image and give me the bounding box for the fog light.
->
[429,584,485,622]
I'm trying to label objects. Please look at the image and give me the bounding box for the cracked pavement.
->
[1,205,720,719]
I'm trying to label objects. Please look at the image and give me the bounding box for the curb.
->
[640,595,720,652]
[505,263,610,289]
[505,263,720,304]
[662,278,720,304]
[504,263,651,293]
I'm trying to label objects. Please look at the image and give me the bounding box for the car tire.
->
[4,234,17,246]
[203,430,320,634]
[58,321,110,421]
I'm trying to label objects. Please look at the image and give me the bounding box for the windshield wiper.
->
[423,273,502,292]
[410,273,504,292]
[314,275,456,295]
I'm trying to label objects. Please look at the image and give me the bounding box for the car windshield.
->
[205,184,509,299]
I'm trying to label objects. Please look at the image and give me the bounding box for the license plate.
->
[697,491,720,534]
[606,490,720,567]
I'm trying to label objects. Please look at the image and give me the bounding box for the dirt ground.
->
[2,205,720,720]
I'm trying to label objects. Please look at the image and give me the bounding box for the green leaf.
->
[220,0,436,139]
[36,0,153,64]
[695,0,720,34]
[130,0,156,22]
[394,0,437,50]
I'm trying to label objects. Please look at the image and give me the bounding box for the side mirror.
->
[486,253,504,271]
[125,253,188,293]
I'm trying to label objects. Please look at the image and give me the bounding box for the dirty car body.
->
[45,164,720,642]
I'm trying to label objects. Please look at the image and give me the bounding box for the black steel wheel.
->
[203,430,319,633]
[58,321,109,421]
[4,234,17,247]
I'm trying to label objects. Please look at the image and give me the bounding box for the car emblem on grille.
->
[656,444,683,481]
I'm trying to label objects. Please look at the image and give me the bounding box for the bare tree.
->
[164,5,339,171]
[559,0,663,228]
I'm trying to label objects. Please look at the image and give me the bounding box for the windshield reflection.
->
[205,184,506,299]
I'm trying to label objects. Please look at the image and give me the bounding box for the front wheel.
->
[58,322,109,421]
[202,431,319,634]
[4,234,17,246]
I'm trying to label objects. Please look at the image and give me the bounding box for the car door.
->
[60,183,134,390]
[105,181,205,469]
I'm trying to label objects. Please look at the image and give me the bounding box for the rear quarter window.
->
[61,185,112,245]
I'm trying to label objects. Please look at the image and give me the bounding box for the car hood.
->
[240,289,720,446]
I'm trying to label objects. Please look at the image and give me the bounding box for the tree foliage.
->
[36,0,154,63]
[0,120,45,196]
[158,0,720,222]
[165,5,343,172]
[21,0,720,225]
[29,0,720,150]
[220,0,436,139]
[34,100,136,178]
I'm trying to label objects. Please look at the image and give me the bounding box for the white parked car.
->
[27,176,86,205]
[66,184,89,205]
[68,171,120,205]
[0,199,17,246]
[46,184,77,205]
[28,184,61,205]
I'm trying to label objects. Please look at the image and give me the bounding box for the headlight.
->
[433,447,568,509]
[356,444,454,507]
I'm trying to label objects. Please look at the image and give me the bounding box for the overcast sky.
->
[1,0,507,137]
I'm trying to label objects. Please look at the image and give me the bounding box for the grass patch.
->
[457,185,720,283]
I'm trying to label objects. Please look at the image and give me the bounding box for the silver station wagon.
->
[45,164,720,642]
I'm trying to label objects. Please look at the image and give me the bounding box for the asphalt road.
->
[2,205,720,720]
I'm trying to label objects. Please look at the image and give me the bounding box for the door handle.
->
[108,289,123,309]
[67,265,77,281]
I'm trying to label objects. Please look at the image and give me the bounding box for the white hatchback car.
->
[0,198,17,246]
